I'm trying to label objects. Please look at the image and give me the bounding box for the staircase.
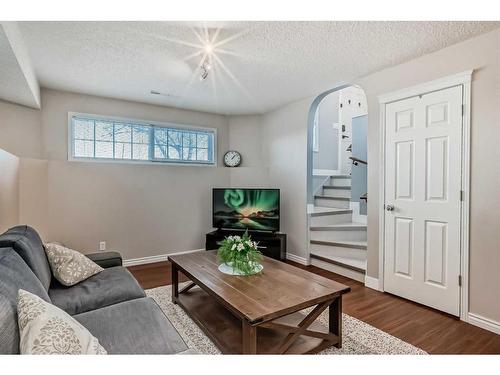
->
[309,175,367,282]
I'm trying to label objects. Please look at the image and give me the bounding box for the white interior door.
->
[383,85,463,316]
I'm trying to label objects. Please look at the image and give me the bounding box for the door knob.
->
[386,204,395,211]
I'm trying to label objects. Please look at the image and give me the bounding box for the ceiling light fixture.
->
[200,61,210,81]
[204,43,214,54]
[199,38,215,81]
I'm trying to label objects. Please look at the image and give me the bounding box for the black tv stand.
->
[205,229,286,261]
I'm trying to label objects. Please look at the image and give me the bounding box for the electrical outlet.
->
[99,241,106,251]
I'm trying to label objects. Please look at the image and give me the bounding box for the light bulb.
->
[204,43,214,54]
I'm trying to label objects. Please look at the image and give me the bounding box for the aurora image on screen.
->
[213,189,280,231]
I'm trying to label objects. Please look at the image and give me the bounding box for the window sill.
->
[68,157,218,168]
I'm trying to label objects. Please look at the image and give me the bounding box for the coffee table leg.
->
[242,320,257,354]
[329,296,342,348]
[171,263,179,304]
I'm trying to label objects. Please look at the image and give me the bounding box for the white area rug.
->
[146,285,426,355]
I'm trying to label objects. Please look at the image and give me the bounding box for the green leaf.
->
[217,231,262,275]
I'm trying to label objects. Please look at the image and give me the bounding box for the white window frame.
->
[67,112,217,167]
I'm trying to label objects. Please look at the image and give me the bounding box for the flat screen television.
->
[212,188,280,232]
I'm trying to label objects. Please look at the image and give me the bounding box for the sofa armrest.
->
[85,251,122,268]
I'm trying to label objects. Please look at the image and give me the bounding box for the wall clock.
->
[223,150,242,167]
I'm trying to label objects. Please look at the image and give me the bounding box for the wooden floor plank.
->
[128,260,500,354]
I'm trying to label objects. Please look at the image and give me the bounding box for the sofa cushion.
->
[49,266,145,315]
[74,297,188,354]
[0,226,52,291]
[17,289,107,355]
[44,243,104,286]
[0,247,51,354]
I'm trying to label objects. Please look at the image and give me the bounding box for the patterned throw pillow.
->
[17,289,107,354]
[44,243,103,286]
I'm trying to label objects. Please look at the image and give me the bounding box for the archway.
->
[306,85,369,282]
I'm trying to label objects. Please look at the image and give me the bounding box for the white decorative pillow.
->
[44,243,103,286]
[17,289,107,354]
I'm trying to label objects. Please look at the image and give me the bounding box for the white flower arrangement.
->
[218,231,262,275]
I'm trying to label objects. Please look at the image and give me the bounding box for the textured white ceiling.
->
[17,21,500,115]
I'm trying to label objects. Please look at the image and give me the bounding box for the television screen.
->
[213,188,280,232]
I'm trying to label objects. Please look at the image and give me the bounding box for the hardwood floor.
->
[128,260,500,354]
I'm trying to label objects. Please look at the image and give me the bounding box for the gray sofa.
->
[0,225,190,354]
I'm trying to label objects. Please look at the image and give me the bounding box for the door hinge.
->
[462,104,465,116]
[458,275,462,287]
[460,190,465,201]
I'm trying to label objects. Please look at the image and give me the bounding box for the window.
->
[70,114,216,165]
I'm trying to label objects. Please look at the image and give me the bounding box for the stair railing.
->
[349,156,367,166]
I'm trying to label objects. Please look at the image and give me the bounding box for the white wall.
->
[338,86,367,174]
[40,89,229,163]
[18,158,48,240]
[0,100,42,158]
[227,100,311,259]
[46,160,227,259]
[227,115,270,187]
[0,147,19,234]
[1,28,499,323]
[0,22,41,109]
[355,28,500,323]
[244,28,500,323]
[262,98,311,259]
[0,89,231,259]
[313,92,339,171]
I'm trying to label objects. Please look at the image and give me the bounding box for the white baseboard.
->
[364,276,380,291]
[123,248,204,267]
[286,253,310,266]
[468,313,500,335]
[313,169,340,176]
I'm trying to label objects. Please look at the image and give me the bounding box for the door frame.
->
[377,70,472,321]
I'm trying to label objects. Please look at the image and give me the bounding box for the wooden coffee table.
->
[168,251,350,354]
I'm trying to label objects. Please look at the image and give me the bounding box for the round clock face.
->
[224,151,242,167]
